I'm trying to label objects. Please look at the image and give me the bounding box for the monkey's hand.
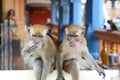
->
[28,41,38,52]
[30,44,37,52]
[97,68,106,78]
[56,77,65,80]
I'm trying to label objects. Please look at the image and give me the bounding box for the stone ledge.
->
[0,70,119,80]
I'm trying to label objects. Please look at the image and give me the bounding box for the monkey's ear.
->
[43,25,48,36]
[43,29,48,36]
[27,27,30,33]
[65,28,68,34]
[29,27,35,36]
[44,25,48,33]
[81,27,85,35]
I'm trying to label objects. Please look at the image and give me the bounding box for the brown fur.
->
[56,24,105,80]
[21,25,57,80]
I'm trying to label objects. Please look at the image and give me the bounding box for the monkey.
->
[21,24,57,80]
[56,24,105,80]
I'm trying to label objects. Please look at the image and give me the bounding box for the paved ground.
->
[0,70,119,80]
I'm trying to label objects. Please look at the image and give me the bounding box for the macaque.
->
[21,25,57,80]
[56,24,105,80]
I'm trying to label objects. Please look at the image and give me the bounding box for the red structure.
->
[29,7,51,25]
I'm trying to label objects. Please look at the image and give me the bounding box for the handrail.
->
[93,29,120,68]
[93,29,120,44]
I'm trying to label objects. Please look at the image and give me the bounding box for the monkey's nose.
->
[35,39,40,44]
[69,41,76,47]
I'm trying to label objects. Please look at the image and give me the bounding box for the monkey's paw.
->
[97,69,106,78]
[56,77,65,80]
[30,45,37,52]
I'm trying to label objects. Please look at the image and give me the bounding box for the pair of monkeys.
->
[21,24,105,80]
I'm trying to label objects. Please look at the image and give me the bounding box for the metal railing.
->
[0,23,13,70]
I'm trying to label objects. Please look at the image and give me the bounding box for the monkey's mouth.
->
[69,44,76,47]
[35,40,40,44]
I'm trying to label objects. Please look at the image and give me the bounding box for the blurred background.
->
[0,0,120,71]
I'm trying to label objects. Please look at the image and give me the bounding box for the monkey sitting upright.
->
[21,25,57,80]
[56,24,105,80]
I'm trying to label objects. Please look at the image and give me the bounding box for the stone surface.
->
[0,70,119,80]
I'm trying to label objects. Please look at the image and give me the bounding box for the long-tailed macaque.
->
[56,24,105,80]
[21,25,57,80]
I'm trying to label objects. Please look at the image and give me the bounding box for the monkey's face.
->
[66,34,81,48]
[30,25,48,47]
[32,34,44,45]
[65,25,83,48]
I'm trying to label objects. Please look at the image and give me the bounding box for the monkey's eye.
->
[82,31,85,35]
[32,34,43,38]
[32,34,37,37]
[38,35,43,38]
[66,37,71,41]
[67,34,78,37]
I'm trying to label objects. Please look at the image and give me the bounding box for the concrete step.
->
[0,70,119,80]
